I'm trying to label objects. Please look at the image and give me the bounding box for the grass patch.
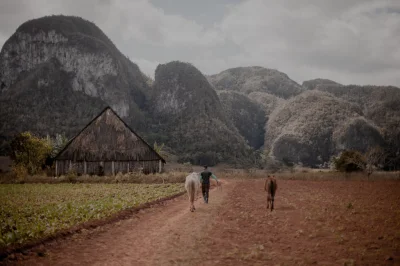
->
[0,183,184,248]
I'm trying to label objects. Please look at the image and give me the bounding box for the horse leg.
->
[271,196,274,211]
[188,193,192,212]
[189,194,193,212]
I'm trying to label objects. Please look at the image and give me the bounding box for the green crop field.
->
[0,183,184,248]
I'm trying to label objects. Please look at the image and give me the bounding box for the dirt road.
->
[8,179,400,265]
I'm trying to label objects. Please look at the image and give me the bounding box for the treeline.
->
[4,131,399,182]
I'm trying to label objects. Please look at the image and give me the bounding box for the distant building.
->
[54,107,165,176]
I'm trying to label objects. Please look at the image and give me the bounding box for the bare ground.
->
[4,179,400,266]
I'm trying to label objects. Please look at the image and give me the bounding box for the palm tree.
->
[153,142,169,159]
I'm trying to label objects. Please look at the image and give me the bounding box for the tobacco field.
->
[0,183,184,248]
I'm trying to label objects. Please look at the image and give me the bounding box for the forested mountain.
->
[208,66,304,99]
[1,15,399,168]
[148,61,252,166]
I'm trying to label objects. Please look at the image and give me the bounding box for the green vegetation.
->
[48,133,69,157]
[10,132,52,176]
[0,183,184,247]
[333,150,366,172]
[333,147,389,174]
[153,142,168,159]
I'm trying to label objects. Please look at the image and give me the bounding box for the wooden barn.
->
[54,107,165,176]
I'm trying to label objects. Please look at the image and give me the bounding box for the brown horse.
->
[264,175,278,211]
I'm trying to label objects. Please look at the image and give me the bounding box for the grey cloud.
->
[216,0,400,85]
[0,0,399,87]
[150,0,243,26]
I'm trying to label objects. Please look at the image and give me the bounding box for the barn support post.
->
[127,162,130,173]
[112,161,115,175]
[55,161,58,176]
[159,160,162,173]
[69,160,72,172]
[84,161,87,175]
[99,161,104,176]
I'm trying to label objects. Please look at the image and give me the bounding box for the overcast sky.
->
[1,0,400,86]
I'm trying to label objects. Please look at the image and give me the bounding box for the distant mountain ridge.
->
[302,78,342,90]
[207,66,304,99]
[0,15,399,168]
[264,90,385,166]
[209,67,399,168]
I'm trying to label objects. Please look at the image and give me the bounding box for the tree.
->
[153,142,169,160]
[334,150,366,172]
[10,132,52,175]
[364,146,386,177]
[47,133,69,157]
[381,127,400,171]
[141,72,154,87]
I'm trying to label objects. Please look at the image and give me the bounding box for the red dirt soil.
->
[3,179,400,266]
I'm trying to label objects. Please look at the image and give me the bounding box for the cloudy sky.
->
[1,0,400,86]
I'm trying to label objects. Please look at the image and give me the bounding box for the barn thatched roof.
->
[55,107,166,162]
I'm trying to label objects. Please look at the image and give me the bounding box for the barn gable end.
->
[54,107,165,175]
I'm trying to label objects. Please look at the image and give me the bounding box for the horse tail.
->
[270,181,274,195]
[185,178,195,203]
[185,172,200,205]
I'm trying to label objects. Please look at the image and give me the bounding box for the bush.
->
[11,164,28,182]
[65,170,78,183]
[334,150,366,172]
[9,132,52,175]
[264,157,282,173]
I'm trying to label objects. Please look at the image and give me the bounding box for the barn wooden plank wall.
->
[55,160,164,176]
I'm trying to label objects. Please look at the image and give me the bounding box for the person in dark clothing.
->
[200,166,219,203]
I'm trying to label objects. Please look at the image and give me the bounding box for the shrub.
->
[11,164,28,182]
[334,150,366,172]
[65,170,78,183]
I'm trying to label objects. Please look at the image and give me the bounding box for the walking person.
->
[200,166,219,203]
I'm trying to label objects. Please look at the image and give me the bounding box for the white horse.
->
[185,172,201,212]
